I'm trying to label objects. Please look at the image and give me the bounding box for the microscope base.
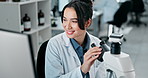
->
[104,52,135,78]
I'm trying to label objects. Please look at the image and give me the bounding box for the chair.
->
[37,40,49,78]
[107,1,132,42]
[127,0,147,27]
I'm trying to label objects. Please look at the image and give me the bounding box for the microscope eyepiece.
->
[100,41,110,52]
[91,41,110,62]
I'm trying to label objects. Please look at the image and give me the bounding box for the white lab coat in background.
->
[93,0,119,23]
[45,32,106,78]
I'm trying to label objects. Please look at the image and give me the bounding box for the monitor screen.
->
[0,29,37,78]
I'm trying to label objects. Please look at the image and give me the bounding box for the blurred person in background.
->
[93,0,119,38]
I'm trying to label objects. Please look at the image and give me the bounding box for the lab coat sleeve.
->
[45,39,83,78]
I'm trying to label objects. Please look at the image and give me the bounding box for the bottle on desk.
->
[23,14,31,31]
[38,10,45,26]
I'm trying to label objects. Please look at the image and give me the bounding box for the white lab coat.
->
[45,32,106,78]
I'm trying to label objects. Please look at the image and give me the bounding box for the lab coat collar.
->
[62,32,71,47]
[62,32,81,65]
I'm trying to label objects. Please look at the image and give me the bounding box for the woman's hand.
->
[80,47,102,74]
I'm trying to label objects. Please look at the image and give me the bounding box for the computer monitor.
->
[0,29,37,78]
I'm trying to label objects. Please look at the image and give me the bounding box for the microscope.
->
[104,51,135,78]
[103,34,135,78]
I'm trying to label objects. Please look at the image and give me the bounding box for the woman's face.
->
[62,7,86,40]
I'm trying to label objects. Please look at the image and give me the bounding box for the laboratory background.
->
[0,0,148,78]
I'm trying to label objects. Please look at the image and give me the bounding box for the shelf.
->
[38,25,51,31]
[0,0,51,60]
[51,26,64,31]
[23,25,50,34]
[0,0,36,5]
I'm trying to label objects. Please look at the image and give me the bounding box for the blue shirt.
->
[70,33,90,78]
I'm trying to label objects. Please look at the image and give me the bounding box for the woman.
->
[45,1,106,78]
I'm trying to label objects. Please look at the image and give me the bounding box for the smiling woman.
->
[45,1,106,78]
[62,7,87,41]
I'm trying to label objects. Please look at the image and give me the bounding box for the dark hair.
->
[61,1,93,30]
